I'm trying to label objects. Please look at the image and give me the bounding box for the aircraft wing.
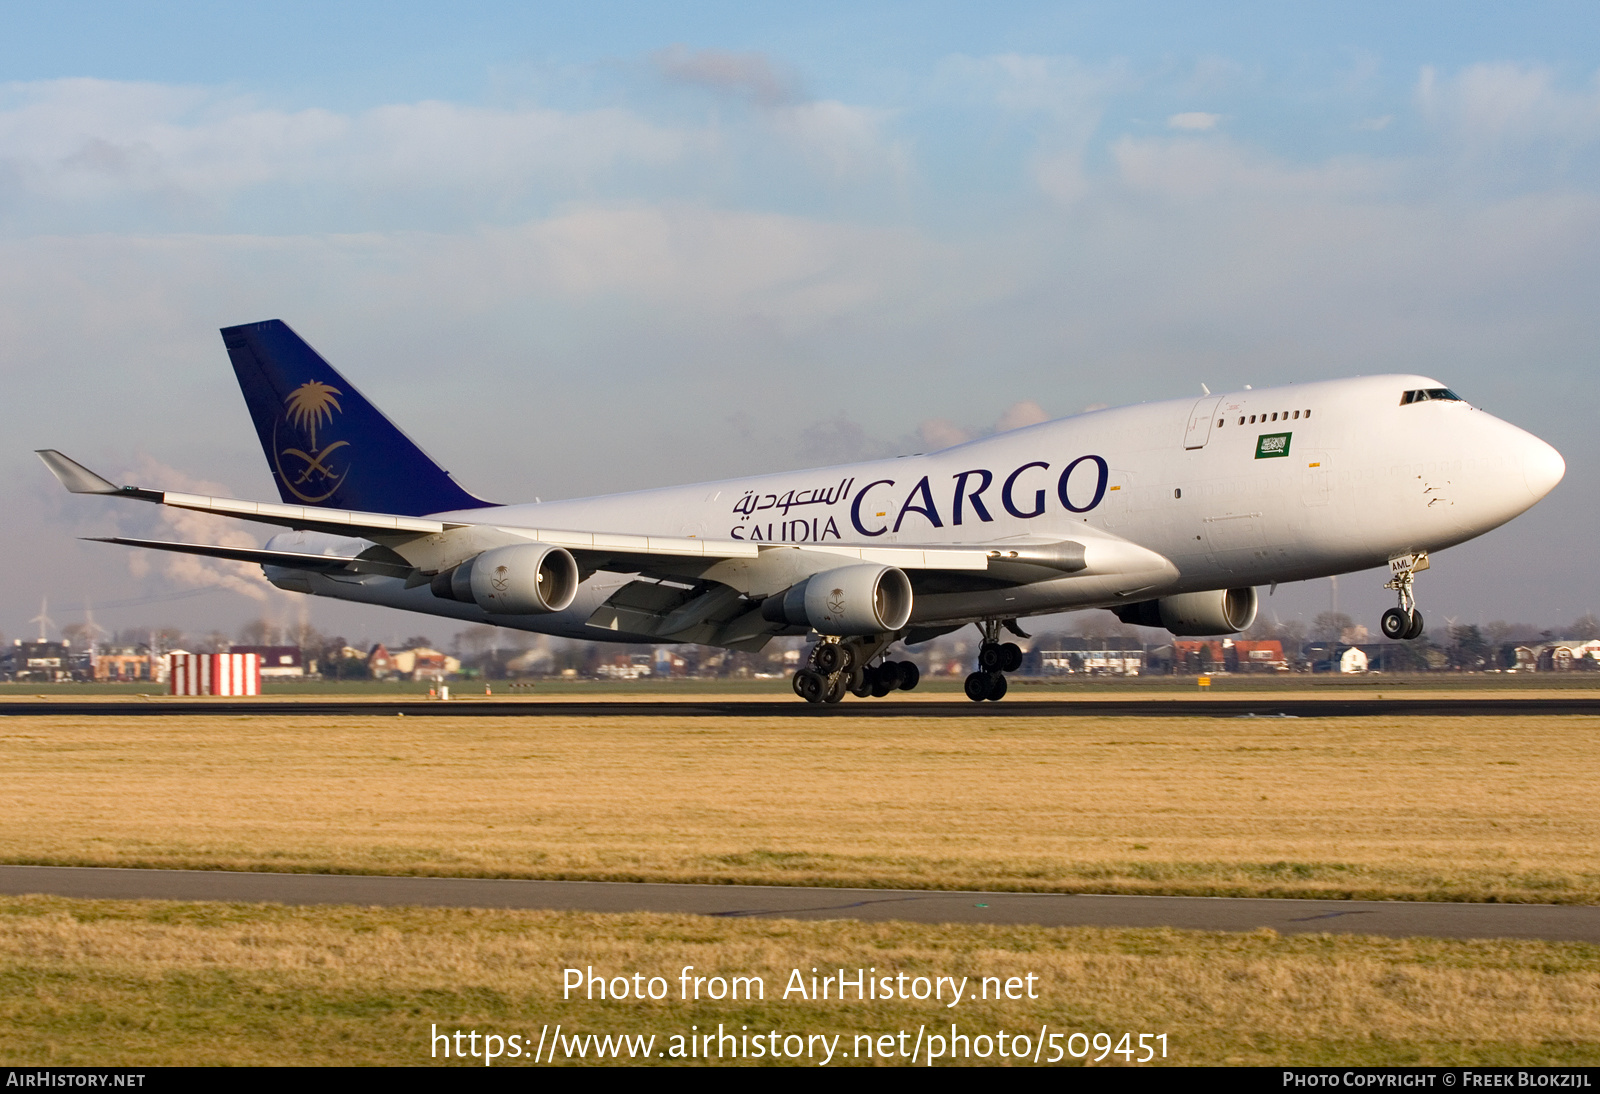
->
[41,448,1176,652]
[37,449,997,576]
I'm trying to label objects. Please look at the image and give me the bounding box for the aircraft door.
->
[1184,398,1223,449]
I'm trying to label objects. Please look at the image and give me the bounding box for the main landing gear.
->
[965,619,1024,702]
[1380,552,1428,641]
[792,635,921,704]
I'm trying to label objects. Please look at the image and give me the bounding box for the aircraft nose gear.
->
[1381,552,1428,641]
[966,619,1023,702]
[792,636,920,703]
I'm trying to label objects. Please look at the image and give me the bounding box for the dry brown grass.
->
[2,712,1597,901]
[3,895,1598,1066]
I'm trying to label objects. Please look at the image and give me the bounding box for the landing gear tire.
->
[999,642,1023,672]
[793,669,825,704]
[964,671,991,702]
[872,663,898,697]
[895,661,920,691]
[1383,552,1429,643]
[849,667,872,698]
[985,672,1008,701]
[824,672,848,703]
[814,643,849,675]
[978,643,1004,671]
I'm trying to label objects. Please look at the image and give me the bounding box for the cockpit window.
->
[1400,388,1464,405]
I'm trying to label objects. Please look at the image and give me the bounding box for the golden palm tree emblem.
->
[284,381,342,449]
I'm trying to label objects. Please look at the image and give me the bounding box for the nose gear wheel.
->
[1381,553,1428,642]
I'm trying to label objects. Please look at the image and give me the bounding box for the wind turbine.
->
[28,597,55,643]
[80,598,110,665]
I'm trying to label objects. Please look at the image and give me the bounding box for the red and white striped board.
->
[169,653,261,696]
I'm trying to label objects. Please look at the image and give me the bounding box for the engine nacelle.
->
[430,543,579,615]
[1112,587,1258,636]
[760,564,914,636]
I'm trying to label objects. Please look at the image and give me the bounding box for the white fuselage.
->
[267,374,1564,642]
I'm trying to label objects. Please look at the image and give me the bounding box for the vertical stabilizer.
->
[221,320,494,516]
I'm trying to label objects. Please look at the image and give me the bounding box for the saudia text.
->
[728,457,1109,542]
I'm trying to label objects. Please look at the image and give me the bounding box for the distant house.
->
[372,645,461,681]
[1169,638,1281,674]
[230,645,306,677]
[1311,645,1368,673]
[1535,640,1600,671]
[367,644,396,679]
[394,647,459,681]
[1232,639,1289,672]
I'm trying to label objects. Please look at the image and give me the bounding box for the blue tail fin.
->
[221,320,495,516]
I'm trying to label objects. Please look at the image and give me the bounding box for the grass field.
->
[3,896,1598,1067]
[4,710,1598,902]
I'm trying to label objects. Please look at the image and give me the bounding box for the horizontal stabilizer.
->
[83,537,415,579]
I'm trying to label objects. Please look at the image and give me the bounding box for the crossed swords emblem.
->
[280,440,351,486]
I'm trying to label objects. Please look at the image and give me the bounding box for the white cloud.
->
[1416,63,1600,144]
[113,456,271,602]
[1112,136,1394,202]
[1167,111,1221,131]
[771,100,907,181]
[995,400,1049,432]
[918,419,971,450]
[0,77,914,230]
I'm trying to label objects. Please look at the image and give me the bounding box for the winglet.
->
[35,451,163,501]
[36,450,121,494]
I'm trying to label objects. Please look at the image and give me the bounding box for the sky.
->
[3,1,1597,649]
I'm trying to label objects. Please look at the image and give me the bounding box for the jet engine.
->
[1112,587,1258,636]
[430,543,579,615]
[760,564,914,636]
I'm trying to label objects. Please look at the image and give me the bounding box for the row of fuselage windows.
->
[1215,408,1312,428]
[1400,388,1462,405]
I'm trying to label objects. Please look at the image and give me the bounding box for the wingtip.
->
[35,450,119,495]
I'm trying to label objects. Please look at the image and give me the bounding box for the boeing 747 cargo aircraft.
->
[38,320,1565,701]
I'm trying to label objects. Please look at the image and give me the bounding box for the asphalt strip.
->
[1,866,1597,942]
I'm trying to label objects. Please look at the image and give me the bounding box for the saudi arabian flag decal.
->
[1256,432,1292,459]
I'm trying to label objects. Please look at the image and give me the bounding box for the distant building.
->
[368,644,396,679]
[1171,639,1235,674]
[1535,640,1600,671]
[7,639,81,682]
[1038,637,1144,675]
[1311,645,1369,673]
[393,647,459,681]
[230,645,307,677]
[95,646,152,682]
[1232,639,1289,671]
[368,645,460,681]
[596,652,653,680]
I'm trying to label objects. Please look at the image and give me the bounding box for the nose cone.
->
[1523,434,1566,501]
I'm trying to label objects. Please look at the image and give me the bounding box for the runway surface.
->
[4,696,1600,717]
[3,866,1597,942]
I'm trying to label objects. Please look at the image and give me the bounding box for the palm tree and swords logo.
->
[273,380,352,503]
